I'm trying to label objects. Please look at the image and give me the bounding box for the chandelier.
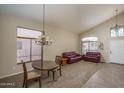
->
[115,9,119,34]
[35,4,52,45]
[111,9,121,36]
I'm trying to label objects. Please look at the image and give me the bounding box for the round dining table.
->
[32,60,60,81]
[32,60,59,71]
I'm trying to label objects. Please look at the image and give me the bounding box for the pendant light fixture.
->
[115,9,119,36]
[111,9,123,37]
[110,9,120,37]
[35,4,52,45]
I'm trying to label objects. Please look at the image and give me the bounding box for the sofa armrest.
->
[82,55,85,58]
[95,55,101,61]
[95,55,100,58]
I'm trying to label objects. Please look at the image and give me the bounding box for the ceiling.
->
[0,4,124,33]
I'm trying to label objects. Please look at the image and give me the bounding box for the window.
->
[81,37,98,54]
[17,27,42,63]
[111,26,124,37]
[82,37,98,41]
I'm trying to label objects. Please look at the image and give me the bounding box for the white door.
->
[110,39,124,64]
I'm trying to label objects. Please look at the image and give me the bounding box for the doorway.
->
[110,26,124,64]
[110,39,124,64]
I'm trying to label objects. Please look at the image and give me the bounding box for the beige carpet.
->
[0,61,104,88]
[40,61,103,88]
[1,61,124,88]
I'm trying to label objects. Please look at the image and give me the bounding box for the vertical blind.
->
[17,27,42,63]
[81,37,98,54]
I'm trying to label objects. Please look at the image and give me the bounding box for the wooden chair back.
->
[21,60,28,80]
[55,56,62,65]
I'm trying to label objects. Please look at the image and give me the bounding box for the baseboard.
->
[109,62,124,65]
[0,68,33,79]
[0,72,23,79]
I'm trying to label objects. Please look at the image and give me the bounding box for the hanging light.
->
[35,4,52,45]
[115,9,119,36]
[111,9,122,37]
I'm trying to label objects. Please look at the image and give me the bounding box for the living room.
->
[0,3,124,88]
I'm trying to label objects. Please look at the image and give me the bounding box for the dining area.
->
[21,56,62,88]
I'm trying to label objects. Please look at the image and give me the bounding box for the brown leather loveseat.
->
[62,51,82,64]
[82,52,101,63]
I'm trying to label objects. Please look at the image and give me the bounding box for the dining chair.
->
[21,60,41,88]
[48,56,62,80]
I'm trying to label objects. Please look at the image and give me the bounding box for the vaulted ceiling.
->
[0,4,124,33]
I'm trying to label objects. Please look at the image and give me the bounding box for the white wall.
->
[0,14,79,78]
[44,26,79,61]
[0,15,2,65]
[0,15,42,78]
[80,12,124,63]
